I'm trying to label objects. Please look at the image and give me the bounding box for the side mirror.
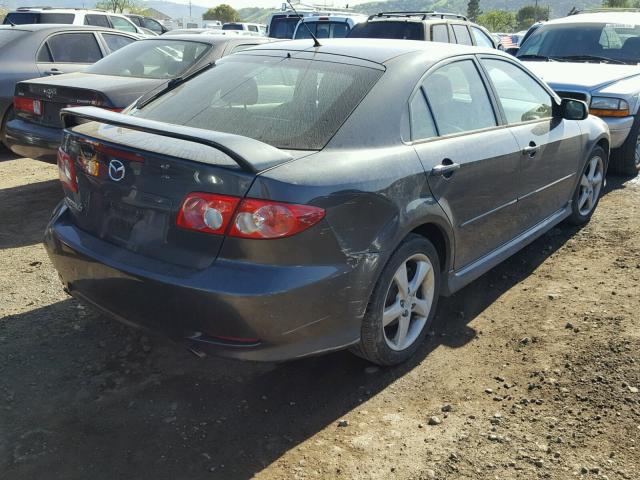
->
[559,98,589,121]
[505,47,519,56]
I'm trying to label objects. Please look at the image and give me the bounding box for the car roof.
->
[243,38,497,65]
[546,12,640,25]
[9,7,105,13]
[0,24,131,33]
[151,34,271,44]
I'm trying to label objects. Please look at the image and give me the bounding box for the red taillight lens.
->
[229,199,325,239]
[176,193,240,235]
[57,148,77,193]
[14,96,42,116]
[176,194,325,239]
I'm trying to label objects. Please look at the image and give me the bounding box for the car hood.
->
[523,61,640,92]
[21,72,163,106]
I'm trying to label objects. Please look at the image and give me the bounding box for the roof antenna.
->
[287,0,321,47]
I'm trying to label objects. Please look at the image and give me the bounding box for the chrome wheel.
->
[635,132,640,168]
[382,254,435,351]
[577,155,604,217]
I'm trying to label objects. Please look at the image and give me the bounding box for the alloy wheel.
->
[635,132,640,168]
[382,254,436,351]
[577,155,604,217]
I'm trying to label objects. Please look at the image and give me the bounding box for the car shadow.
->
[604,172,637,195]
[0,179,62,249]
[1,221,581,479]
[0,147,18,162]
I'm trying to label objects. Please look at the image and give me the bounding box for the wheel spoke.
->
[588,158,598,181]
[586,191,594,210]
[581,175,590,188]
[395,316,410,348]
[592,172,603,188]
[383,299,402,327]
[394,262,409,297]
[578,190,589,209]
[413,298,431,318]
[409,261,430,294]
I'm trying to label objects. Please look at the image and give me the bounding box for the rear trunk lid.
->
[15,73,162,128]
[59,107,294,269]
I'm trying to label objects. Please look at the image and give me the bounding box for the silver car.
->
[518,11,640,176]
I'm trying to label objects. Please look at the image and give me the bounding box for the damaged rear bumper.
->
[44,202,380,362]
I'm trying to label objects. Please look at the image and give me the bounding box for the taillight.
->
[229,199,325,239]
[176,194,325,239]
[14,96,42,116]
[176,193,240,235]
[57,148,77,193]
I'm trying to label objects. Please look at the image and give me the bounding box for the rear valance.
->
[61,106,293,173]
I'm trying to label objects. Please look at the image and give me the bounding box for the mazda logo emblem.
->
[108,159,125,182]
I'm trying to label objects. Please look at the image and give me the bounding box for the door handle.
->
[46,68,63,75]
[431,161,461,177]
[522,142,540,157]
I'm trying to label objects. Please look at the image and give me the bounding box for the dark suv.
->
[348,11,501,49]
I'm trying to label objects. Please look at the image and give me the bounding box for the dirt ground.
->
[1,150,639,480]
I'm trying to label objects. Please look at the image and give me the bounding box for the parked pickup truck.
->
[517,10,640,176]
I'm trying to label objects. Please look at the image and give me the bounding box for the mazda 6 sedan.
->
[45,39,609,365]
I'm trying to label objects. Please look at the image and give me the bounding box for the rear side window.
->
[431,24,449,43]
[452,25,473,45]
[410,91,437,140]
[85,14,110,28]
[471,27,494,47]
[43,33,102,63]
[295,21,350,39]
[134,55,383,150]
[109,16,137,33]
[423,60,496,135]
[103,34,136,52]
[4,12,74,24]
[142,18,164,34]
[348,21,423,40]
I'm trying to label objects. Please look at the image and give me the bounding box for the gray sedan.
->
[6,34,273,161]
[45,40,608,365]
[0,24,139,148]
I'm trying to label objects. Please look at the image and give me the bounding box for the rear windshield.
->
[222,23,243,30]
[348,21,424,40]
[4,12,74,25]
[269,16,300,38]
[519,22,640,64]
[87,39,210,79]
[295,21,350,39]
[133,55,383,150]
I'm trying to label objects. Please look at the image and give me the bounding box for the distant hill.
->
[352,0,603,19]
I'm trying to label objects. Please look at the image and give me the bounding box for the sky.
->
[163,0,371,9]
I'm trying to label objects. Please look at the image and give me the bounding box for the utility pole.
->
[534,0,539,21]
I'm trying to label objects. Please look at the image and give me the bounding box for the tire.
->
[610,115,640,176]
[1,106,14,150]
[567,145,607,226]
[351,234,441,366]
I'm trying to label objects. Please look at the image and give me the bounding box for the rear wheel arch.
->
[409,221,452,274]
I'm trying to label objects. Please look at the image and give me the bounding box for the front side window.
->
[87,40,210,78]
[133,55,383,150]
[431,24,449,43]
[103,33,136,53]
[44,33,102,63]
[519,22,640,64]
[423,60,496,135]
[410,91,437,140]
[452,25,473,45]
[109,16,137,33]
[471,27,494,47]
[482,59,553,124]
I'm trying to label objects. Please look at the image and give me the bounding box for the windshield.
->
[87,40,210,79]
[4,12,74,24]
[519,22,640,64]
[295,21,350,39]
[348,21,423,40]
[269,16,300,38]
[132,55,383,150]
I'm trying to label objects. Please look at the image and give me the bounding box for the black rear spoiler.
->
[61,106,293,173]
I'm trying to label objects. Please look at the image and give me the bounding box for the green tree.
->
[95,0,136,13]
[477,10,516,33]
[516,5,550,31]
[467,0,482,22]
[602,0,630,6]
[203,4,240,23]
